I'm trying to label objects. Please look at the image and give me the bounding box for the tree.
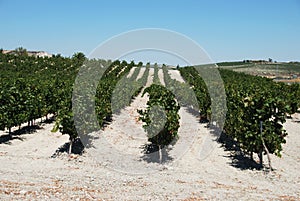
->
[54,53,62,58]
[15,47,28,56]
[138,61,143,67]
[72,52,86,61]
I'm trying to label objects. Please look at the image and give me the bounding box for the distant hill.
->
[216,60,300,83]
[1,49,52,58]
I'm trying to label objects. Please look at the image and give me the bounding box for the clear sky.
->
[1,0,299,63]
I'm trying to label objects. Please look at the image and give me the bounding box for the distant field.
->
[217,61,300,83]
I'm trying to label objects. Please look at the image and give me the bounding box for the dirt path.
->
[0,68,299,200]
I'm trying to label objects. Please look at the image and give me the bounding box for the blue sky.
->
[0,0,299,63]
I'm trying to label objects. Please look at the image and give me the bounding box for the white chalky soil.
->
[0,67,299,200]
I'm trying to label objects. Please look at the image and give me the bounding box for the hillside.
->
[0,67,299,200]
[218,61,300,83]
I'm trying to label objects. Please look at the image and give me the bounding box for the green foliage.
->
[0,52,143,144]
[153,63,161,85]
[72,52,86,61]
[179,67,211,120]
[180,67,299,159]
[2,50,298,161]
[217,61,248,66]
[71,59,136,141]
[138,84,180,146]
[112,66,143,113]
[162,65,198,109]
[220,69,292,157]
[15,47,28,56]
[0,53,77,134]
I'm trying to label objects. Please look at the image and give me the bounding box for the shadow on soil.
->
[218,132,262,170]
[51,138,85,157]
[184,107,263,170]
[0,125,42,145]
[140,144,173,164]
[0,117,55,145]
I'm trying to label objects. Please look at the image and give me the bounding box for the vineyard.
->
[0,52,300,199]
[0,52,80,134]
[179,66,300,168]
[1,52,300,166]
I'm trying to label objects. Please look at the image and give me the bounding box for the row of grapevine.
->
[178,67,211,120]
[162,65,198,109]
[137,65,181,159]
[138,84,180,148]
[179,66,300,168]
[152,63,161,85]
[138,62,151,86]
[0,52,143,153]
[0,52,81,136]
[220,69,300,165]
[55,60,138,152]
[111,62,150,114]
